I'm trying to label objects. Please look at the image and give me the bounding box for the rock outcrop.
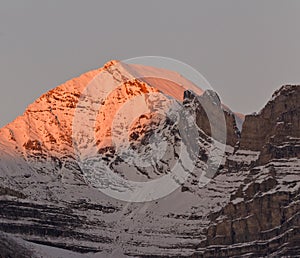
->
[184,89,240,147]
[240,85,300,164]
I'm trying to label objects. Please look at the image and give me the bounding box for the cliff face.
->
[240,85,300,163]
[196,85,300,257]
[0,61,299,258]
[201,167,300,257]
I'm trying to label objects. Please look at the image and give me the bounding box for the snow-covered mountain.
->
[0,61,299,257]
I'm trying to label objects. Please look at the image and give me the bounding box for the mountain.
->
[0,61,299,257]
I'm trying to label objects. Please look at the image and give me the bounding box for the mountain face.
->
[0,61,299,257]
[240,85,300,165]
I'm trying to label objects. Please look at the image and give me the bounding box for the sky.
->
[0,0,300,127]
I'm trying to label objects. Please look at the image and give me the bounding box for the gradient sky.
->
[1,0,300,127]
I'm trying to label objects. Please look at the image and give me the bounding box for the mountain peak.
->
[0,61,207,161]
[202,89,221,106]
[103,59,120,70]
[271,84,299,101]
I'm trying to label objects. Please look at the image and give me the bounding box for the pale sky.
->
[1,0,300,127]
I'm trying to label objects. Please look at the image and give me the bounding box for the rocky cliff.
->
[183,89,240,147]
[196,85,300,257]
[240,85,300,163]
